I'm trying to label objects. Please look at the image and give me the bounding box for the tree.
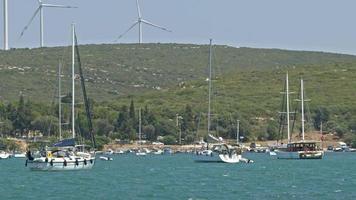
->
[162,135,176,145]
[0,119,13,137]
[129,99,135,119]
[94,119,114,136]
[181,104,194,132]
[266,120,278,140]
[13,95,33,135]
[142,125,156,141]
[31,116,58,137]
[313,107,330,130]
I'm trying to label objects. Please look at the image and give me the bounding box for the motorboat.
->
[13,152,26,158]
[0,151,10,159]
[136,149,147,156]
[104,149,114,155]
[99,156,113,161]
[152,149,163,155]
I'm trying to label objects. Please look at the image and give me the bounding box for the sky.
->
[2,0,356,55]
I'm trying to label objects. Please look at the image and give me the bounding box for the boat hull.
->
[0,153,10,159]
[194,151,246,163]
[276,150,324,159]
[26,157,95,171]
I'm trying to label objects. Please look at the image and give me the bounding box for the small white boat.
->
[0,151,10,159]
[115,150,125,154]
[136,150,146,156]
[104,149,114,155]
[13,152,26,158]
[152,149,163,155]
[99,156,113,161]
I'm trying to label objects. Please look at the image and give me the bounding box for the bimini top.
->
[289,140,321,144]
[53,138,75,147]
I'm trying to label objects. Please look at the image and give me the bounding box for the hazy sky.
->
[2,0,356,54]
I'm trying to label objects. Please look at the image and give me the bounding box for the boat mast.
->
[71,23,75,139]
[58,62,62,140]
[236,120,240,144]
[286,72,291,143]
[207,39,212,135]
[301,78,305,141]
[139,108,142,148]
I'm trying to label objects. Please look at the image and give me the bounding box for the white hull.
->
[276,150,324,159]
[194,151,222,162]
[152,150,163,155]
[0,153,10,159]
[136,152,146,156]
[194,151,251,163]
[99,156,113,161]
[26,157,95,171]
[14,153,26,158]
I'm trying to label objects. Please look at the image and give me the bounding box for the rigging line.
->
[74,33,96,148]
[291,84,300,137]
[212,44,234,137]
[278,79,287,142]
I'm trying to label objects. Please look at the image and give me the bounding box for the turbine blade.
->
[136,0,141,18]
[19,7,41,38]
[42,4,77,8]
[114,21,139,42]
[141,19,172,32]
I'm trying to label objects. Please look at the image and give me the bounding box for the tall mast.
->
[3,0,9,50]
[301,78,305,141]
[286,72,291,143]
[139,108,142,146]
[207,39,212,135]
[71,23,75,139]
[58,62,62,140]
[236,120,240,144]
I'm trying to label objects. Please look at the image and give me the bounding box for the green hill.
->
[1,43,356,102]
[1,43,356,144]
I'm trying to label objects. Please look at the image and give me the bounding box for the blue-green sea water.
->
[0,152,355,200]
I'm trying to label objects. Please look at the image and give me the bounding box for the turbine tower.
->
[19,0,77,48]
[115,0,171,44]
[3,0,8,50]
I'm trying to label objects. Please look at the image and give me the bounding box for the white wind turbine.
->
[115,0,171,44]
[19,0,77,48]
[3,0,9,50]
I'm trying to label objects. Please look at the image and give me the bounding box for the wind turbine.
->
[19,0,77,48]
[3,0,8,50]
[115,0,171,44]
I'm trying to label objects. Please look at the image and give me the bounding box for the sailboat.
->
[194,39,251,164]
[136,108,146,156]
[275,74,324,159]
[25,24,96,170]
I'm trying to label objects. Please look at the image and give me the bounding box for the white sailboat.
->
[25,24,96,170]
[136,108,146,156]
[194,39,251,164]
[276,74,324,159]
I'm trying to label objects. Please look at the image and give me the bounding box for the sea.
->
[0,152,355,200]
